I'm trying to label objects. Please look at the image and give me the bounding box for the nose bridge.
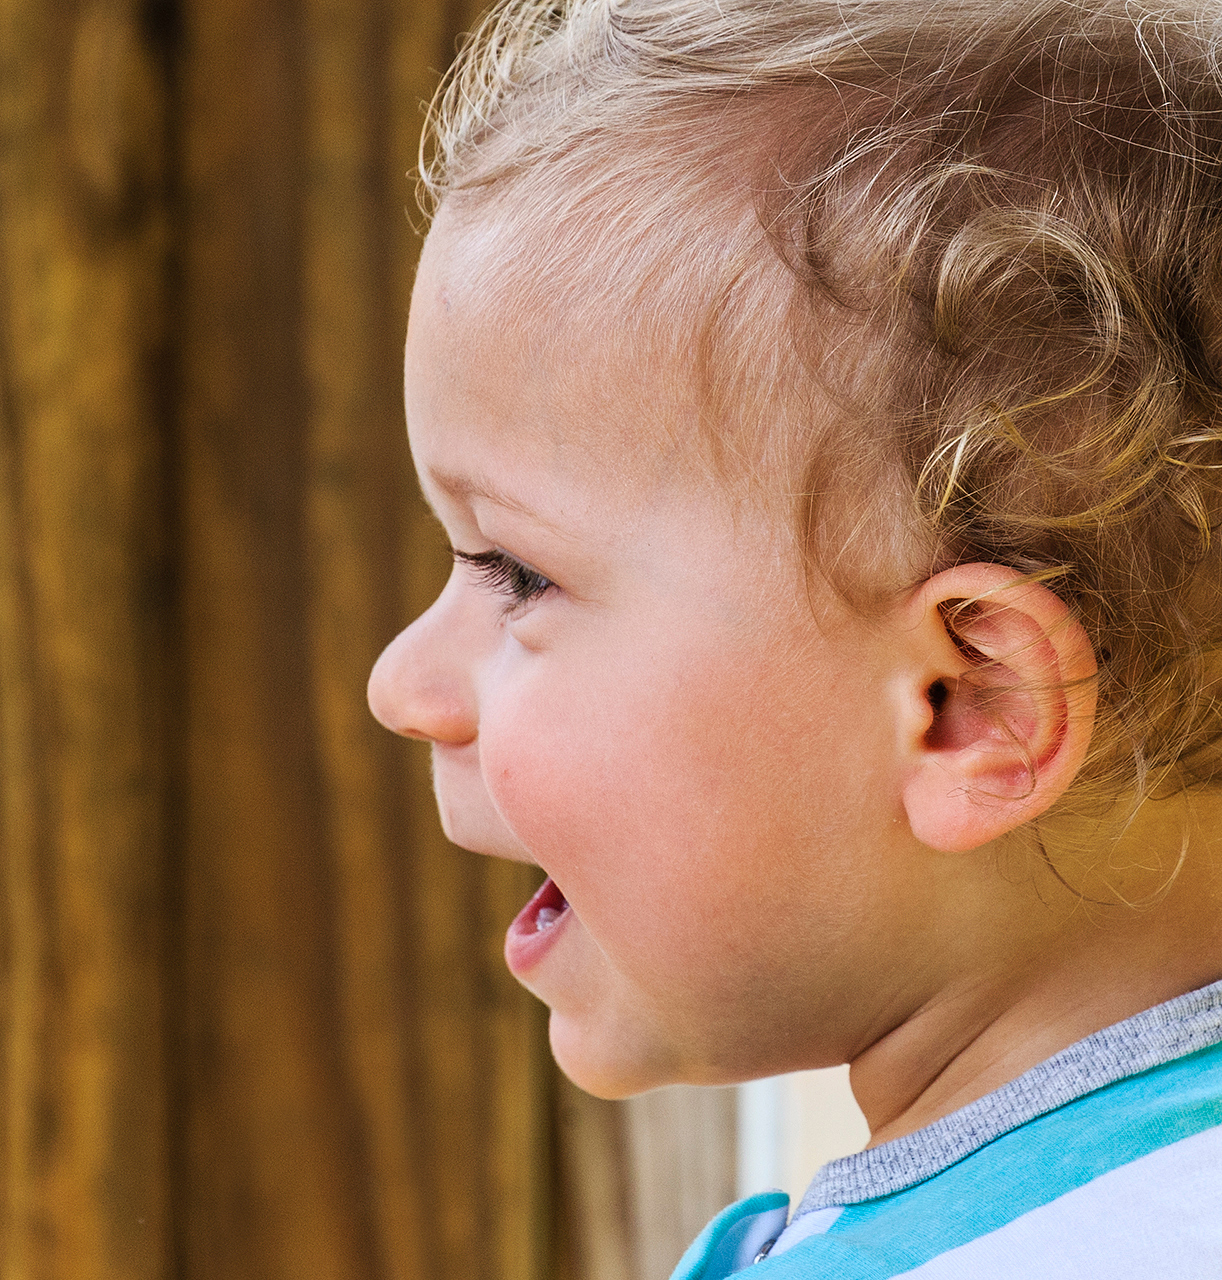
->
[367,569,481,743]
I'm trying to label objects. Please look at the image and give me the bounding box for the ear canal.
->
[927,678,950,717]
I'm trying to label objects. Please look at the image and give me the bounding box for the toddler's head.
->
[370,0,1222,1111]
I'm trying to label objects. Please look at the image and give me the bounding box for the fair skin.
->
[369,207,1222,1145]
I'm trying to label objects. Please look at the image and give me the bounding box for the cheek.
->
[477,640,826,973]
[479,663,688,882]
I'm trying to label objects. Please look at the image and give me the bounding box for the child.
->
[368,0,1222,1273]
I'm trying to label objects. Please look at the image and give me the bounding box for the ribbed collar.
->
[793,976,1222,1217]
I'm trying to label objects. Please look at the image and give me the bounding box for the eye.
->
[453,547,554,611]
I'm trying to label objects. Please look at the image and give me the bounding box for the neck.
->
[852,796,1222,1148]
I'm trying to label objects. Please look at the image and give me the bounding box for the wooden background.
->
[0,1,736,1277]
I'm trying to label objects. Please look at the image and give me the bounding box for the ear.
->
[898,563,1098,853]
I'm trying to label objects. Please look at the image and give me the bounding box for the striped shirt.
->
[671,979,1222,1279]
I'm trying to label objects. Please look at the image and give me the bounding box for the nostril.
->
[395,725,438,743]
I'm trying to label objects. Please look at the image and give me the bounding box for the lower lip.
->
[505,876,571,976]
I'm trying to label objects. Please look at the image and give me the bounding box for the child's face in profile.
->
[370,210,927,1097]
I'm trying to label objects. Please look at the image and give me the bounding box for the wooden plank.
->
[624,1088,737,1280]
[299,0,428,1273]
[179,0,382,1272]
[0,0,173,1275]
[180,0,556,1275]
[555,1079,634,1280]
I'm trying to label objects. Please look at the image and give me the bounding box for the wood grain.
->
[0,1,173,1275]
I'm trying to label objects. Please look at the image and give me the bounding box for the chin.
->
[548,1010,685,1100]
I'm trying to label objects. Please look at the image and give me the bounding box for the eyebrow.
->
[426,466,555,527]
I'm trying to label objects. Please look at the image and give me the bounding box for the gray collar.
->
[794,976,1222,1217]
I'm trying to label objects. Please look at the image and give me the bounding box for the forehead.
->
[406,204,718,495]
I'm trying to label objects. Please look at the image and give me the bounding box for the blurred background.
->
[0,2,864,1277]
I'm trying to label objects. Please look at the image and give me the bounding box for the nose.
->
[367,572,480,745]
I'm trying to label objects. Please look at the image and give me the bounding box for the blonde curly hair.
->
[420,0,1222,809]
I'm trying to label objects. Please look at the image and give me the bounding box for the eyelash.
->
[453,548,554,610]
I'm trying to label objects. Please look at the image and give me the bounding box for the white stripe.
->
[897,1123,1222,1278]
[769,1206,844,1256]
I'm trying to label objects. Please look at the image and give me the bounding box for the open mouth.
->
[505,876,571,975]
[531,876,569,931]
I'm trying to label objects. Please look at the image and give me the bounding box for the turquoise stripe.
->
[672,1192,789,1280]
[756,1039,1222,1280]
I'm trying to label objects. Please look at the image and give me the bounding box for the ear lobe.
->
[900,564,1098,853]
